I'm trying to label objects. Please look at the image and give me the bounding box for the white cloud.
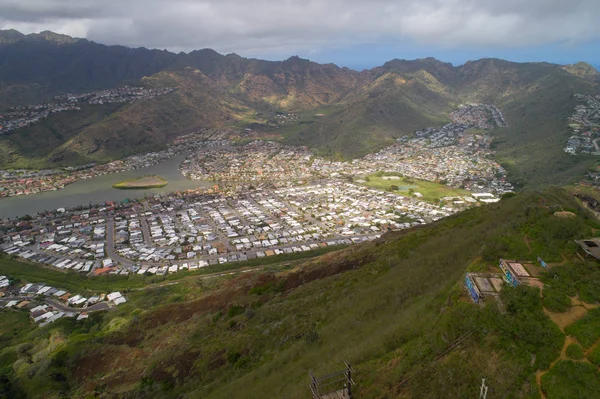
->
[0,0,598,55]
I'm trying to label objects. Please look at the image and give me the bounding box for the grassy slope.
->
[284,72,452,159]
[492,74,598,189]
[0,69,255,168]
[0,104,122,168]
[2,187,599,398]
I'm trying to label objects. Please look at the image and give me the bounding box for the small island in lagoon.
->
[112,175,168,189]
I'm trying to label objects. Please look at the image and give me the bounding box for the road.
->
[139,216,153,246]
[44,298,109,312]
[2,296,109,313]
[105,217,135,267]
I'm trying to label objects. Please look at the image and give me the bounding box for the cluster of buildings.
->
[1,204,120,275]
[0,103,81,133]
[54,86,176,106]
[180,140,314,184]
[0,277,126,327]
[449,104,507,129]
[179,104,512,196]
[564,94,600,155]
[0,175,475,276]
[0,85,175,134]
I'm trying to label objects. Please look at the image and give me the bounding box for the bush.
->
[589,345,600,366]
[542,287,571,313]
[565,343,584,360]
[248,280,286,295]
[304,327,320,345]
[496,286,564,370]
[565,308,600,348]
[541,361,600,399]
[227,305,245,318]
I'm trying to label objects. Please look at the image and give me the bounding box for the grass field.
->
[359,172,470,202]
[112,175,168,189]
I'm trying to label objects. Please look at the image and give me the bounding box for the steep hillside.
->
[2,187,600,398]
[452,59,599,188]
[284,70,454,158]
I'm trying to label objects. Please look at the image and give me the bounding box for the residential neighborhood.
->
[181,103,513,195]
[564,94,600,155]
[0,276,126,327]
[0,85,176,134]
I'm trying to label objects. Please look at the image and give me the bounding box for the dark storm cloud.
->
[1,0,599,54]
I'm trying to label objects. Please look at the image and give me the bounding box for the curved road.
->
[3,296,109,313]
[44,298,109,313]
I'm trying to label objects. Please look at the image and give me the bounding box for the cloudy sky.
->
[1,0,599,69]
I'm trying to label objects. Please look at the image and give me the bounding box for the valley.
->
[1,28,600,399]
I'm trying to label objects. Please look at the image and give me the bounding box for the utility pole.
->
[479,378,488,399]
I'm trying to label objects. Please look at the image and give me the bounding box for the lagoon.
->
[0,155,211,219]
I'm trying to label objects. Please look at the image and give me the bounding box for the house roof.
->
[575,238,600,260]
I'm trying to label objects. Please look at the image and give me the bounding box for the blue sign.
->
[537,256,548,268]
[465,275,480,303]
[499,261,519,287]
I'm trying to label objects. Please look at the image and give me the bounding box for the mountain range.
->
[0,29,599,188]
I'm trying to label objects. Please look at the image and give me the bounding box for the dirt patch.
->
[73,346,146,393]
[284,251,375,291]
[544,306,589,331]
[554,211,576,218]
[149,350,201,386]
[524,278,544,293]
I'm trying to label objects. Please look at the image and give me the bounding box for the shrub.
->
[589,345,600,366]
[565,343,584,360]
[541,361,600,399]
[542,287,571,313]
[565,308,600,348]
[304,327,320,345]
[227,305,245,318]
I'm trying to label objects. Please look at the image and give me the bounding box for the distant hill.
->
[0,29,598,188]
[562,62,599,82]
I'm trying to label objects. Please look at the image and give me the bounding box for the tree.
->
[390,185,399,191]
